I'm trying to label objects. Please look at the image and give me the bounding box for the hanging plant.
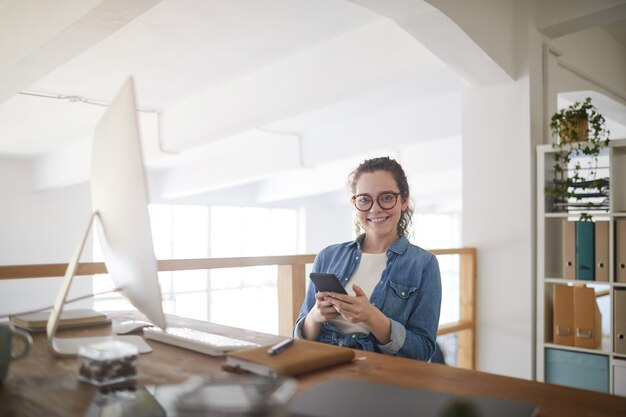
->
[545,97,610,221]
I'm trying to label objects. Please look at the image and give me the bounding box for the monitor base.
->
[50,335,152,357]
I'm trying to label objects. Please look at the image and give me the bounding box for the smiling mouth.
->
[368,216,390,223]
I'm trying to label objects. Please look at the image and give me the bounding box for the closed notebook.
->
[225,339,355,378]
[10,309,110,332]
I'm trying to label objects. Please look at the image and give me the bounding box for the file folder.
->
[576,221,595,281]
[553,285,574,346]
[615,289,626,354]
[594,221,609,282]
[617,220,626,283]
[562,220,576,280]
[573,285,602,349]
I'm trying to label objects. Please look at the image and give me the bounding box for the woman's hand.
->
[311,291,341,323]
[326,284,374,323]
[328,284,392,344]
[302,291,339,340]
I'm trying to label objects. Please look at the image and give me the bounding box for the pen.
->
[267,338,294,355]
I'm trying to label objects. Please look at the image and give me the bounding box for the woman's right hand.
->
[310,291,340,323]
[302,291,339,340]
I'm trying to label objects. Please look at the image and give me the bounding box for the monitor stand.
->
[46,212,153,357]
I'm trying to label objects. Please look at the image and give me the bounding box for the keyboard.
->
[143,326,260,356]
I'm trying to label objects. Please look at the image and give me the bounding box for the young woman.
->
[293,157,441,361]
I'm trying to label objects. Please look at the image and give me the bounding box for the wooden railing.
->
[0,248,476,369]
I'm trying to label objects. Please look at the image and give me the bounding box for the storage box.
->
[553,285,574,346]
[545,348,609,393]
[615,359,626,397]
[573,286,602,349]
[78,340,138,387]
[615,289,626,354]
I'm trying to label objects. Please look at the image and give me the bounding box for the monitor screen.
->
[91,78,166,330]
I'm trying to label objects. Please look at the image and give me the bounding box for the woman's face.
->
[353,170,408,243]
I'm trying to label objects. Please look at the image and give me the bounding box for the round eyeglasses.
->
[351,192,401,212]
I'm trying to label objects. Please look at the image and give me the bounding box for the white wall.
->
[462,80,533,378]
[0,159,93,316]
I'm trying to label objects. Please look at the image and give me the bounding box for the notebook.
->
[10,309,111,332]
[287,379,538,417]
[225,339,355,378]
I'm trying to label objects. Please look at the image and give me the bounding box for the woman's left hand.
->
[327,284,374,323]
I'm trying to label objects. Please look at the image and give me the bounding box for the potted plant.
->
[545,97,610,221]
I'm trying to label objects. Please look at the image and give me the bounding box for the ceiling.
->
[0,0,625,210]
[0,0,466,211]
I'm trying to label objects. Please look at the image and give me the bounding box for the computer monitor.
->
[46,78,167,357]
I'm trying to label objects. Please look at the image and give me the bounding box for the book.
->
[10,309,111,332]
[225,339,355,378]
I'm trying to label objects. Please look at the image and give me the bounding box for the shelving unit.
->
[536,138,626,395]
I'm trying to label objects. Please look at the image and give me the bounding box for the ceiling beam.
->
[0,0,161,105]
[538,0,626,38]
[349,0,512,85]
[154,130,302,200]
[161,18,446,151]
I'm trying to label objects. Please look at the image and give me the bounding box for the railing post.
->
[457,249,476,369]
[277,264,306,337]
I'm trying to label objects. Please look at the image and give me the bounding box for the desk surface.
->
[1,312,626,417]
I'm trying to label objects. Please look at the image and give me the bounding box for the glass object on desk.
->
[78,340,138,388]
[175,374,298,417]
[85,386,165,417]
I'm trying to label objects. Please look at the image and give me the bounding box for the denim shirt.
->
[293,235,442,361]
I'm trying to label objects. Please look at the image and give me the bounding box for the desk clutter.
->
[85,375,298,417]
[84,376,539,417]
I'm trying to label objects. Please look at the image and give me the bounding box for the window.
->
[412,212,462,366]
[92,204,298,335]
[209,206,298,334]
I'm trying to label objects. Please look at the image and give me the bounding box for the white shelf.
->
[544,278,611,287]
[544,336,612,356]
[536,140,626,393]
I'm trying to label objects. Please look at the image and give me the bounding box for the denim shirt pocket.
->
[383,280,419,323]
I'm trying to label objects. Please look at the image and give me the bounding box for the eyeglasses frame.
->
[351,191,402,212]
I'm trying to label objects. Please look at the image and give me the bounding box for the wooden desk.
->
[1,312,625,417]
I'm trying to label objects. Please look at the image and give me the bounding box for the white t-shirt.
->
[328,252,387,335]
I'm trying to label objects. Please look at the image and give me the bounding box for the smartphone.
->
[309,273,348,295]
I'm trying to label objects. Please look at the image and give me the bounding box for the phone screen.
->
[309,273,348,295]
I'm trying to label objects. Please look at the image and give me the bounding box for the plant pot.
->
[559,117,588,143]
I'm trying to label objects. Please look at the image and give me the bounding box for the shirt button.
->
[352,334,356,338]
[402,292,406,296]
[356,256,359,260]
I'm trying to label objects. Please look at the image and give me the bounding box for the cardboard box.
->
[615,359,626,397]
[553,285,574,346]
[595,221,609,281]
[573,285,602,349]
[615,289,626,354]
[562,220,576,280]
